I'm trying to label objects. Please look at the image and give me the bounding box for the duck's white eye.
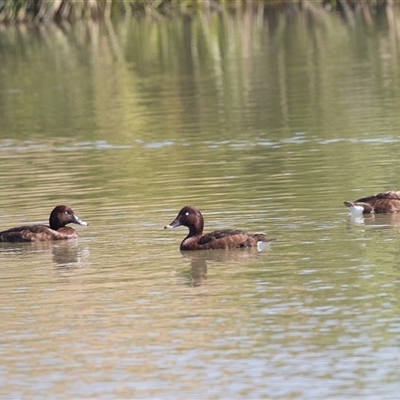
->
[185,212,189,216]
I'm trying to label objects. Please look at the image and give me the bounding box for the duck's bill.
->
[164,218,181,229]
[72,214,89,226]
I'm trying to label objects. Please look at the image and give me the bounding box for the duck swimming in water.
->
[0,205,88,242]
[344,191,400,216]
[164,205,273,251]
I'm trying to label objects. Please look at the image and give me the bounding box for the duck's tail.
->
[343,201,365,216]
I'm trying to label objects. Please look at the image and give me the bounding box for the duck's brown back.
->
[0,225,79,242]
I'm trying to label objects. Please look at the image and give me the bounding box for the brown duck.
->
[344,191,400,214]
[164,205,274,251]
[0,205,88,242]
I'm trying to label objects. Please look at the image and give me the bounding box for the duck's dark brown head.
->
[164,205,204,236]
[49,205,88,231]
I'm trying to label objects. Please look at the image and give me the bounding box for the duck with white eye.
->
[164,205,274,251]
[0,205,88,242]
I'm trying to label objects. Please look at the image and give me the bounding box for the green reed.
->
[0,0,388,22]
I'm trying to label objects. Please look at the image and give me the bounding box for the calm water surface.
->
[1,6,400,399]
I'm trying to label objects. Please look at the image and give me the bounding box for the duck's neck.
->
[187,219,204,238]
[49,216,63,231]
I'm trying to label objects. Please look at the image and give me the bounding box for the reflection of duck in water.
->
[180,252,208,287]
[180,247,271,287]
[346,211,400,230]
[344,191,400,216]
[0,240,90,268]
[181,247,267,263]
[51,241,90,267]
[164,205,274,251]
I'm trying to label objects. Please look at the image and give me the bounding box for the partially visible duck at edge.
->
[164,205,274,251]
[344,191,400,216]
[0,205,88,242]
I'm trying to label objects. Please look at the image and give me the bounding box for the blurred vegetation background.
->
[0,0,390,22]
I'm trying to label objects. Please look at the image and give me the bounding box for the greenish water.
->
[1,8,400,399]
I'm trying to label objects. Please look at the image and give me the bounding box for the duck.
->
[344,191,400,216]
[0,205,88,242]
[164,205,273,251]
